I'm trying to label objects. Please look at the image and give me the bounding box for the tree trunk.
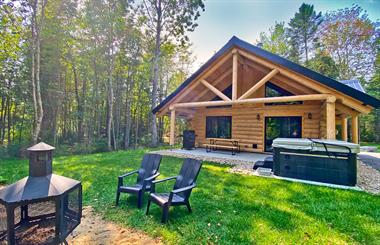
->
[0,96,5,144]
[304,35,308,63]
[106,2,115,151]
[72,62,84,142]
[7,97,11,144]
[150,0,162,147]
[31,0,46,144]
[1,98,7,144]
[124,74,135,149]
[19,104,26,144]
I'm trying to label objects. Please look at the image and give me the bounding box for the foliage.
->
[257,22,290,58]
[258,3,379,142]
[0,0,201,155]
[1,150,380,244]
[307,48,339,79]
[319,5,379,80]
[360,37,380,142]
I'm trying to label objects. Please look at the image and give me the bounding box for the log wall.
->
[189,102,322,152]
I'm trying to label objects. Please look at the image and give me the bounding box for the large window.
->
[265,116,302,152]
[206,116,232,139]
[265,82,302,105]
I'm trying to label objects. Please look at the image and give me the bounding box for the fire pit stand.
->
[0,143,82,245]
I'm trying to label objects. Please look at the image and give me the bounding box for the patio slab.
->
[153,148,270,165]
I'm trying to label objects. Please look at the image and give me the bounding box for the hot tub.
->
[272,138,360,186]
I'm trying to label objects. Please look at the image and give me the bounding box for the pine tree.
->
[287,3,322,64]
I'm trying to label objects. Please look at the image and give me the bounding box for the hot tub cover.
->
[272,138,360,154]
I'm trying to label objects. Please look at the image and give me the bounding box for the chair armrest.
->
[118,169,139,179]
[150,176,177,194]
[144,172,160,182]
[168,184,196,205]
[171,184,196,194]
[118,169,139,187]
[152,176,177,184]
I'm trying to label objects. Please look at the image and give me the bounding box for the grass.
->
[1,150,380,244]
[361,142,380,153]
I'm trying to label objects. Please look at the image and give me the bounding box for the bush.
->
[93,139,109,153]
[0,143,29,159]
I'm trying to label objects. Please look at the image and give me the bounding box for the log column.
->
[232,50,238,100]
[341,117,348,141]
[351,115,359,144]
[169,109,176,145]
[326,100,336,140]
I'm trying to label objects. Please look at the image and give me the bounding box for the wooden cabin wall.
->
[189,102,321,152]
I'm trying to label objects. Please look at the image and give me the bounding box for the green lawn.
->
[1,150,379,244]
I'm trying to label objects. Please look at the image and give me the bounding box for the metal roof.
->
[27,142,55,151]
[152,36,380,114]
[340,80,365,93]
[0,174,80,204]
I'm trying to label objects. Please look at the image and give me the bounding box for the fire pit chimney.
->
[27,142,55,177]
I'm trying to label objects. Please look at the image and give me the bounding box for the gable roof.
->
[153,36,380,114]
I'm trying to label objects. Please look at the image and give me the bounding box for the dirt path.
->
[67,206,161,245]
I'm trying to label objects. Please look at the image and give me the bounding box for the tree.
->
[257,22,290,58]
[319,5,379,80]
[288,3,322,63]
[308,47,339,79]
[138,0,204,147]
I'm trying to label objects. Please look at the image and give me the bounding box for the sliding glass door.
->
[265,116,302,152]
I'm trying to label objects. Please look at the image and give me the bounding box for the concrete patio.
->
[153,148,271,165]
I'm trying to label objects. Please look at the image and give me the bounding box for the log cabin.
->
[153,36,380,153]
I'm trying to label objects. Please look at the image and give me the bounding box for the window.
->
[206,116,232,138]
[207,85,232,109]
[265,82,302,105]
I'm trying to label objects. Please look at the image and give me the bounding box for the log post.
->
[341,117,348,141]
[232,50,238,100]
[351,115,359,144]
[326,101,336,140]
[169,109,176,145]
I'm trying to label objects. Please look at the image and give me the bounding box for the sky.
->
[187,0,380,70]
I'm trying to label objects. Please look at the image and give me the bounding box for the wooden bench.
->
[205,138,240,155]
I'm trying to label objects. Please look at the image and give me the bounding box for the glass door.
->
[265,116,302,152]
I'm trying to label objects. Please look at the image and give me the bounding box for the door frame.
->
[264,116,303,152]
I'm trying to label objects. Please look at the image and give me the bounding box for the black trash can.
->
[182,130,196,150]
[272,138,359,186]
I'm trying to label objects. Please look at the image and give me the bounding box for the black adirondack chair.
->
[146,158,202,223]
[116,153,162,208]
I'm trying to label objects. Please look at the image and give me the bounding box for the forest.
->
[0,1,379,157]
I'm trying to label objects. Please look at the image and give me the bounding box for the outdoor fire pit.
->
[0,142,82,245]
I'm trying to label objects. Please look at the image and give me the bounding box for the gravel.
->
[357,161,380,195]
[152,150,252,165]
[153,151,380,195]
